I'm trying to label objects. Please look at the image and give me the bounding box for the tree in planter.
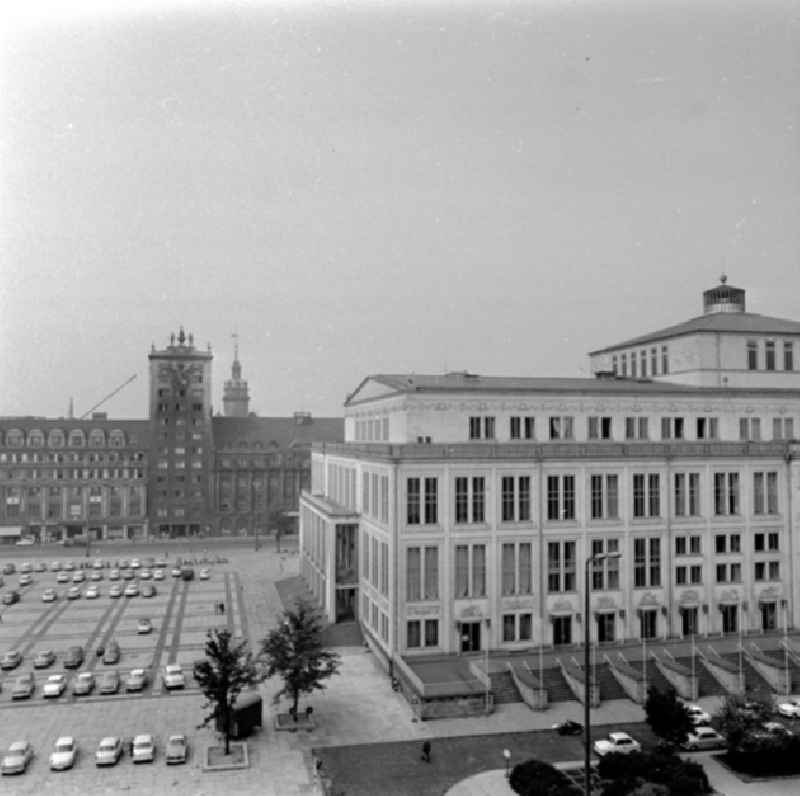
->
[644,686,694,748]
[194,628,258,754]
[509,758,572,796]
[715,690,773,751]
[260,597,341,722]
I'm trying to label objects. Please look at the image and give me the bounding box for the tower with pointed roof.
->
[223,333,250,417]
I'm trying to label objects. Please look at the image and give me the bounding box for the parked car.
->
[12,674,35,700]
[777,698,800,718]
[43,674,68,698]
[163,664,185,690]
[109,584,123,599]
[2,563,15,575]
[33,649,55,669]
[41,588,58,602]
[85,585,100,599]
[15,538,35,546]
[180,567,195,581]
[1,651,22,670]
[130,559,140,569]
[552,719,583,736]
[139,569,152,580]
[35,562,47,572]
[63,561,75,571]
[93,559,104,570]
[103,640,121,665]
[125,668,148,692]
[165,734,187,764]
[99,669,121,694]
[124,583,139,597]
[63,646,84,669]
[50,561,62,572]
[171,567,182,578]
[49,737,77,770]
[18,574,33,587]
[95,736,123,767]
[682,726,727,751]
[153,569,165,581]
[1,740,33,775]
[67,586,81,600]
[142,584,156,598]
[685,704,711,726]
[73,671,95,695]
[593,732,641,757]
[121,569,135,581]
[759,721,793,737]
[1,591,20,606]
[56,572,69,583]
[137,618,153,634]
[19,562,32,574]
[89,571,102,581]
[199,568,210,580]
[109,568,120,581]
[71,572,85,583]
[132,734,155,763]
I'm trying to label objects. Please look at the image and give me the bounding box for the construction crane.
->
[79,374,138,419]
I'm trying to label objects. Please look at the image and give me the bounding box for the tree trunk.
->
[224,703,231,755]
[292,688,299,721]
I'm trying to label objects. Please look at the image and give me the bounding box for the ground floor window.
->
[721,604,738,634]
[552,615,572,645]
[761,602,777,631]
[502,613,533,642]
[639,609,657,639]
[680,607,699,636]
[407,619,439,649]
[596,612,615,643]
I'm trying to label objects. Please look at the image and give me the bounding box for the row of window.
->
[464,414,794,442]
[611,345,670,378]
[0,428,134,448]
[404,470,780,525]
[156,402,204,414]
[746,339,795,371]
[3,486,144,519]
[362,471,390,523]
[401,534,783,601]
[354,417,390,442]
[0,468,145,481]
[362,530,389,598]
[0,451,145,465]
[362,594,390,645]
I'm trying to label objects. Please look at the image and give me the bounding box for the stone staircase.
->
[594,662,628,701]
[540,666,576,703]
[642,659,675,696]
[673,656,725,697]
[722,652,774,695]
[489,669,522,704]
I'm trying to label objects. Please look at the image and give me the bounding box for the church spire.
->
[223,332,250,417]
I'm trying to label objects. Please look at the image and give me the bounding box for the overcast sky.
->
[1,0,798,420]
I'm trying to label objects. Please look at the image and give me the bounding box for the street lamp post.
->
[503,748,511,780]
[584,551,621,796]
[484,617,491,714]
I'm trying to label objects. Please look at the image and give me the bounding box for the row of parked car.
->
[1,733,189,774]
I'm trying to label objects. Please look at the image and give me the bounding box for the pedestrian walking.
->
[220,602,225,615]
[421,741,431,763]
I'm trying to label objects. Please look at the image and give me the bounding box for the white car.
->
[1,740,34,774]
[49,736,77,770]
[685,704,711,725]
[132,734,155,763]
[163,664,185,690]
[153,569,165,581]
[124,583,139,597]
[593,731,641,757]
[777,698,800,718]
[95,736,123,767]
[199,568,210,580]
[43,674,68,698]
[19,563,33,573]
[682,726,726,751]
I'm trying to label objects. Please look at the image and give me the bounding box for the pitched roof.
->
[589,312,800,354]
[211,416,344,450]
[345,372,799,405]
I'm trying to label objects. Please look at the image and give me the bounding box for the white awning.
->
[0,526,23,537]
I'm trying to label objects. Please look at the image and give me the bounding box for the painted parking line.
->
[16,601,73,657]
[86,597,130,672]
[148,578,184,695]
[224,572,234,634]
[232,571,247,641]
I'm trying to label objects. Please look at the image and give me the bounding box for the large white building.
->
[299,279,800,670]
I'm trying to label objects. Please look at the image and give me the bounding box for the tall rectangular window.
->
[765,340,776,370]
[631,353,637,378]
[784,342,794,371]
[661,417,685,440]
[591,474,619,520]
[773,417,794,440]
[510,416,521,440]
[753,471,778,515]
[484,417,495,440]
[455,477,468,523]
[640,350,647,377]
[424,547,439,599]
[547,541,576,592]
[633,473,660,518]
[472,544,486,596]
[472,477,485,522]
[502,543,516,595]
[519,543,532,594]
[621,354,628,377]
[547,475,575,520]
[588,416,612,440]
[633,537,660,587]
[549,416,574,440]
[501,477,515,522]
[713,472,740,515]
[455,545,469,597]
[661,345,669,374]
[625,417,649,440]
[696,417,718,440]
[469,417,481,440]
[519,476,531,521]
[524,417,534,439]
[406,548,421,601]
[747,340,758,370]
[739,417,761,441]
[674,472,701,516]
[424,477,438,524]
[651,347,658,375]
[406,478,420,525]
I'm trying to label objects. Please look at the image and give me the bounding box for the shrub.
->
[598,750,711,796]
[509,758,573,796]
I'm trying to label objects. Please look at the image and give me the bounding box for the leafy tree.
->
[715,691,773,751]
[599,750,711,796]
[260,597,341,721]
[194,628,258,754]
[509,758,572,796]
[644,686,693,747]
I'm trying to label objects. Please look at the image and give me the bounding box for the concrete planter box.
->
[274,711,316,732]
[203,741,249,771]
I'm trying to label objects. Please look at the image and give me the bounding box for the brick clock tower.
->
[148,328,214,537]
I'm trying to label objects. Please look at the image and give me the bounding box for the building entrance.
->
[335,588,356,622]
[460,621,481,652]
[597,613,615,643]
[552,616,572,645]
[681,607,699,637]
[760,602,777,632]
[721,605,738,634]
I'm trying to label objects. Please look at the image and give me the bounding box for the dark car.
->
[2,564,15,576]
[11,673,35,700]
[103,640,121,665]
[0,651,22,670]
[552,720,584,736]
[1,591,20,606]
[141,584,156,598]
[180,567,195,582]
[99,669,120,694]
[63,646,84,669]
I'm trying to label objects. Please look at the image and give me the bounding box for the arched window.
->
[48,429,66,448]
[6,429,24,447]
[68,429,86,447]
[28,429,45,447]
[89,429,106,448]
[109,429,126,448]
